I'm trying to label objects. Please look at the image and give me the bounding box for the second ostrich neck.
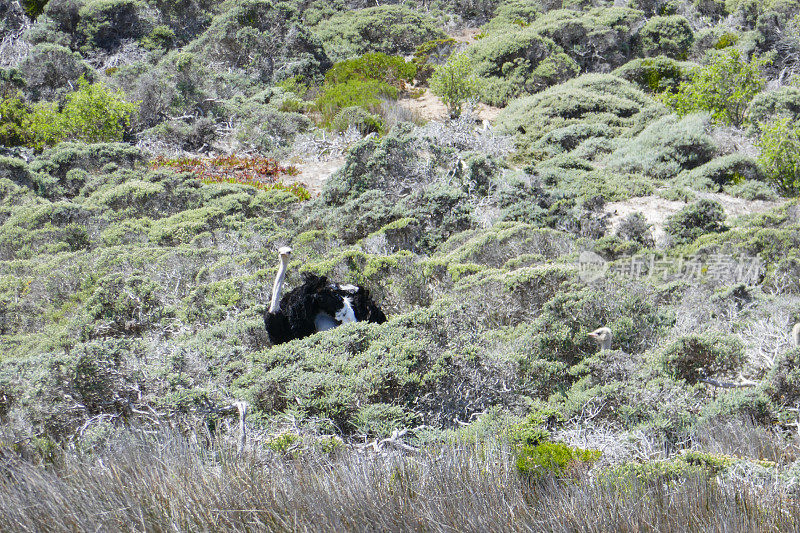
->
[269,258,289,313]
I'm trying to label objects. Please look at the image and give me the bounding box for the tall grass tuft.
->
[0,429,797,532]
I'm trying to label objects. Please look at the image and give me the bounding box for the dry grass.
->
[1,430,799,532]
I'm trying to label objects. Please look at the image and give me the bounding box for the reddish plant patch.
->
[150,155,309,200]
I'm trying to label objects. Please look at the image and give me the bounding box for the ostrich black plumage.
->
[264,247,387,345]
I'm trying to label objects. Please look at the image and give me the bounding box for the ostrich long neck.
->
[268,258,289,313]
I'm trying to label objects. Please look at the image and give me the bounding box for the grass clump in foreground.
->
[0,428,797,532]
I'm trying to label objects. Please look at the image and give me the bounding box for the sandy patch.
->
[450,27,482,44]
[606,192,786,247]
[397,89,502,124]
[282,157,345,195]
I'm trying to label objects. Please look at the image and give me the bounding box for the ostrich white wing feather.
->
[335,297,357,324]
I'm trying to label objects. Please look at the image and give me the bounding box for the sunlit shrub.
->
[24,78,138,150]
[748,86,800,133]
[664,199,727,244]
[314,5,447,62]
[661,48,769,126]
[757,117,800,195]
[613,56,693,92]
[661,333,745,384]
[609,113,715,180]
[76,0,151,51]
[463,27,575,106]
[515,441,600,478]
[314,79,398,125]
[19,43,92,101]
[429,53,481,118]
[325,53,416,88]
[640,15,694,59]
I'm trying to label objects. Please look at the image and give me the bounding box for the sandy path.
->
[606,192,786,247]
[282,157,345,195]
[397,89,501,124]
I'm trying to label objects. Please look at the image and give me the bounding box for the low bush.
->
[430,53,482,118]
[188,0,330,83]
[325,53,416,88]
[747,86,800,131]
[639,16,695,59]
[679,154,763,191]
[661,48,769,127]
[3,78,138,151]
[661,333,746,384]
[76,0,152,52]
[19,43,93,101]
[766,347,800,405]
[464,27,576,106]
[616,212,655,247]
[756,116,800,195]
[150,155,309,200]
[664,199,727,244]
[314,5,447,62]
[314,79,399,126]
[613,56,694,92]
[515,441,601,477]
[609,113,716,180]
[497,74,663,161]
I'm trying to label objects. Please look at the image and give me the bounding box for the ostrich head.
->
[269,246,293,313]
[793,323,800,348]
[588,327,613,351]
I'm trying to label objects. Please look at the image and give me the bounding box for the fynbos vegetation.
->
[1,0,800,529]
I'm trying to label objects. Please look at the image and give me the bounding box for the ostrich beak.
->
[588,332,598,338]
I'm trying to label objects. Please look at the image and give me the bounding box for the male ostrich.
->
[264,247,387,345]
[588,327,613,351]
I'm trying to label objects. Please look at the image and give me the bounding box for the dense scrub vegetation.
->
[2,0,800,528]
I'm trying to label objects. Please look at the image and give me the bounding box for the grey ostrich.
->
[793,323,800,348]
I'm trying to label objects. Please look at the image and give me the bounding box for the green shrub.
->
[766,347,800,404]
[430,53,482,118]
[664,199,727,245]
[20,43,93,101]
[515,441,601,477]
[464,27,576,106]
[748,86,800,132]
[609,113,716,180]
[528,8,644,71]
[314,6,447,62]
[325,53,416,88]
[640,16,695,59]
[140,24,177,51]
[613,56,694,92]
[26,78,138,150]
[680,154,763,190]
[76,0,151,51]
[661,48,769,126]
[314,79,398,125]
[412,38,457,84]
[616,212,655,247]
[661,333,746,384]
[757,116,800,195]
[189,0,330,83]
[480,0,540,33]
[331,106,384,134]
[497,74,663,161]
[0,95,30,147]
